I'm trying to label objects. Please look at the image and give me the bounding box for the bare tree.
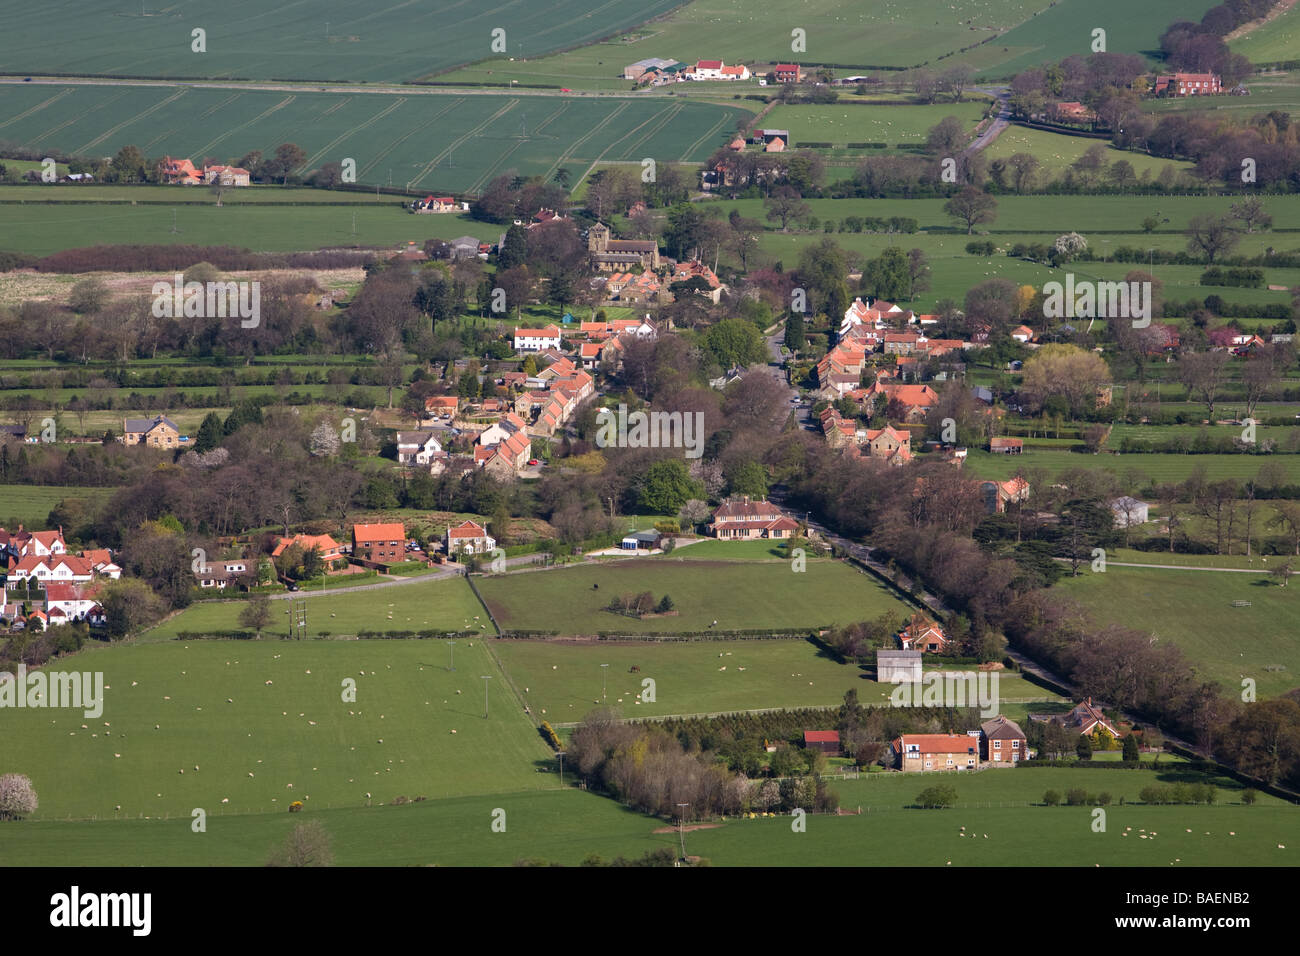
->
[1186,214,1239,264]
[267,820,334,866]
[1178,351,1231,421]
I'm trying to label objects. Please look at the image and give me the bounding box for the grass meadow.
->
[474,556,913,634]
[0,638,552,821]
[494,637,1060,722]
[142,573,487,640]
[763,100,990,148]
[956,449,1300,485]
[1230,4,1300,64]
[0,483,116,526]
[1056,565,1300,698]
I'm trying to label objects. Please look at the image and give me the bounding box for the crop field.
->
[0,83,747,194]
[0,638,551,821]
[763,100,990,148]
[958,449,1300,486]
[1057,564,1300,698]
[0,483,116,526]
[142,573,487,640]
[973,0,1220,79]
[1230,4,1300,65]
[983,126,1195,179]
[494,637,1060,721]
[0,0,685,83]
[475,557,912,634]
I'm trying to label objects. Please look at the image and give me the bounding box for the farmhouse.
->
[446,520,495,556]
[412,195,457,213]
[203,164,251,187]
[707,496,799,540]
[893,733,979,772]
[772,64,802,83]
[121,415,181,448]
[876,649,922,684]
[898,612,949,653]
[160,157,201,185]
[1154,72,1222,97]
[803,730,840,755]
[352,522,406,565]
[980,715,1027,764]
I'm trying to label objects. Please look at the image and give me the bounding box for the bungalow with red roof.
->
[272,534,343,563]
[161,157,202,185]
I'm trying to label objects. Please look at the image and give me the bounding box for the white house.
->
[1110,496,1150,528]
[44,583,100,624]
[513,326,562,352]
[396,431,443,465]
[446,520,496,556]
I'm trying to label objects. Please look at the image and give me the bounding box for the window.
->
[1012,740,1019,749]
[993,740,1001,750]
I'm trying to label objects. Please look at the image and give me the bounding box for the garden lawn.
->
[1057,565,1300,698]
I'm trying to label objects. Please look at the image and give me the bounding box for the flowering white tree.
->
[0,773,38,820]
[1053,232,1088,262]
[309,421,342,457]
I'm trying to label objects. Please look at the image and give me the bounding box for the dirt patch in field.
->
[651,823,722,834]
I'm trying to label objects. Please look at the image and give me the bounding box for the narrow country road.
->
[965,86,1011,155]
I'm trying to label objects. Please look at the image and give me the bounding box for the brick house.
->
[772,64,802,83]
[893,733,980,772]
[272,534,343,564]
[352,523,406,565]
[980,715,1027,764]
[899,611,950,653]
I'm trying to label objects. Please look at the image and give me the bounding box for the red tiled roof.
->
[353,522,405,543]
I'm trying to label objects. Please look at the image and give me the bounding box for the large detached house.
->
[396,431,444,466]
[122,416,181,448]
[446,520,495,556]
[708,496,799,540]
[352,523,406,565]
[1030,697,1121,740]
[980,715,1028,764]
[893,734,980,772]
[899,612,949,653]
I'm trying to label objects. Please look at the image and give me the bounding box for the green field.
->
[974,0,1220,78]
[2,759,1289,866]
[0,638,550,820]
[0,83,746,194]
[957,449,1300,486]
[0,483,117,525]
[475,557,913,634]
[495,637,1059,721]
[1058,565,1300,698]
[143,574,487,640]
[983,126,1195,178]
[1231,5,1300,65]
[763,100,990,148]
[0,0,684,83]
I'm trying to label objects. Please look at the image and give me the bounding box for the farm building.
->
[803,730,840,755]
[989,437,1023,454]
[619,530,662,551]
[876,649,922,684]
[892,733,979,772]
[1110,496,1150,527]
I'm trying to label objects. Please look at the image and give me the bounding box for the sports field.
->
[495,637,1060,721]
[475,557,913,634]
[0,638,550,820]
[1057,565,1300,699]
[0,83,747,193]
[0,0,684,83]
[142,574,487,640]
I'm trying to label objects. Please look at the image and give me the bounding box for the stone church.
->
[587,222,660,271]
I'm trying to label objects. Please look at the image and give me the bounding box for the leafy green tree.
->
[726,459,769,499]
[860,246,911,302]
[1122,733,1139,763]
[239,595,274,639]
[498,224,528,270]
[638,459,705,515]
[1043,789,1062,806]
[1076,734,1093,761]
[703,318,766,370]
[784,312,805,352]
[915,784,957,809]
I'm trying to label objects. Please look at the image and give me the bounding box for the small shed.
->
[1110,496,1150,528]
[803,730,840,755]
[620,530,662,551]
